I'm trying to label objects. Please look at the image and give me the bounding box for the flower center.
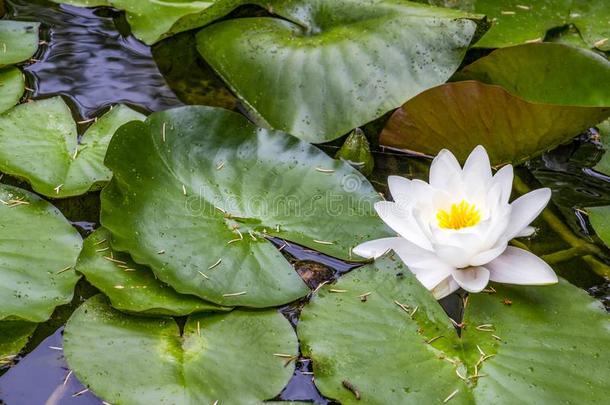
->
[436,200,481,230]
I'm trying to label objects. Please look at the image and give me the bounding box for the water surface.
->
[1,1,608,403]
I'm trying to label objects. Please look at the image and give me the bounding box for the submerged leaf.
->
[0,185,82,322]
[0,97,144,198]
[0,321,37,363]
[593,120,610,175]
[587,206,610,248]
[101,106,390,307]
[196,0,485,142]
[298,255,610,403]
[380,81,610,164]
[64,295,298,404]
[77,229,231,316]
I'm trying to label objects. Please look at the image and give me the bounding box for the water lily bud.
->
[335,128,374,177]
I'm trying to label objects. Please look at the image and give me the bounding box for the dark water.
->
[1,0,609,404]
[10,0,182,119]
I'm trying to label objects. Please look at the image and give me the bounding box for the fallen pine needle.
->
[443,389,459,403]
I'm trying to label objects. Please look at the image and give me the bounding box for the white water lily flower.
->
[353,145,558,299]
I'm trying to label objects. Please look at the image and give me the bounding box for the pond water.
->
[0,0,609,404]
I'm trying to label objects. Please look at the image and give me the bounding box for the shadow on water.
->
[1,0,609,404]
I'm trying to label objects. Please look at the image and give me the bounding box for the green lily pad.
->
[77,228,231,316]
[422,0,610,50]
[0,21,40,66]
[0,97,145,198]
[0,20,38,114]
[101,106,390,307]
[0,321,37,363]
[458,43,610,107]
[298,254,610,404]
[0,67,25,114]
[196,0,485,142]
[0,185,82,322]
[380,80,610,164]
[64,295,298,404]
[587,206,610,248]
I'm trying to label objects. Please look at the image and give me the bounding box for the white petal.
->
[462,145,492,186]
[352,237,403,259]
[353,237,449,274]
[433,245,474,269]
[387,176,434,209]
[391,238,454,272]
[451,267,490,293]
[515,226,536,238]
[431,231,484,268]
[431,276,460,299]
[487,246,558,285]
[491,164,514,204]
[477,184,511,246]
[412,265,454,290]
[429,149,462,191]
[374,201,433,250]
[387,175,412,207]
[353,237,454,292]
[469,241,508,266]
[504,188,552,240]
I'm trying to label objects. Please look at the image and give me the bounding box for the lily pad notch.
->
[196,0,489,142]
[63,295,299,405]
[0,96,145,198]
[298,254,610,404]
[101,105,392,307]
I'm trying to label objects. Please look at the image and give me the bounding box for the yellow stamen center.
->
[436,200,481,230]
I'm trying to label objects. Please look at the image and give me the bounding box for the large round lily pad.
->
[77,228,231,316]
[196,0,485,142]
[64,295,298,405]
[0,97,144,198]
[101,106,391,307]
[0,21,40,66]
[298,254,610,404]
[0,185,82,322]
[458,43,610,107]
[0,321,37,363]
[422,0,610,50]
[380,81,610,164]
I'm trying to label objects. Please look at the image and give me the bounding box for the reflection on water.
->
[8,0,182,119]
[0,0,609,404]
[0,329,99,405]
